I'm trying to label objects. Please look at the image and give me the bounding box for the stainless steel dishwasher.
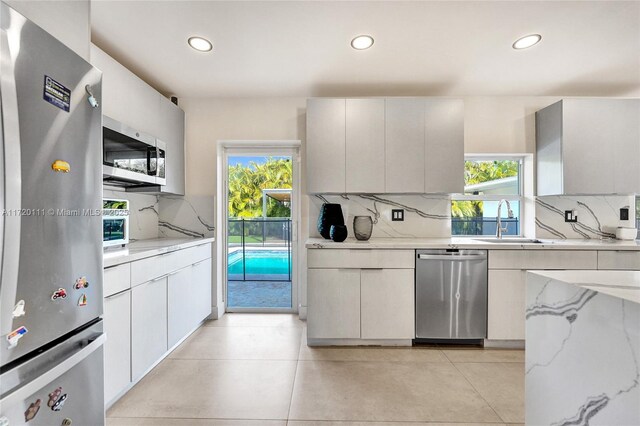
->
[415,249,487,343]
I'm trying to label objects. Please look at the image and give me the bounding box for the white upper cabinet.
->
[306,97,464,194]
[424,99,464,194]
[536,99,640,195]
[346,99,385,193]
[90,44,186,195]
[307,98,346,193]
[385,98,426,193]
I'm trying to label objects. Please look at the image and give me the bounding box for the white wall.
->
[5,0,90,60]
[464,97,559,153]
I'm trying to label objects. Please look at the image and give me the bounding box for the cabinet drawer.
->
[598,251,640,270]
[308,249,414,269]
[131,244,212,286]
[488,250,597,270]
[104,263,131,297]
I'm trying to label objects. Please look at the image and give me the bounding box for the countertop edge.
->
[305,238,640,251]
[104,237,215,268]
[527,270,640,305]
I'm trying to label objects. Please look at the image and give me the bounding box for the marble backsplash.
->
[158,195,216,239]
[535,195,636,239]
[309,194,451,239]
[103,188,159,241]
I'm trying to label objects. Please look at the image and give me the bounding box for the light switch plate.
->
[391,209,404,221]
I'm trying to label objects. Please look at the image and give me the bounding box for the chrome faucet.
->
[496,199,514,239]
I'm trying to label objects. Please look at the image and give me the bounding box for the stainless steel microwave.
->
[103,198,130,247]
[102,116,166,187]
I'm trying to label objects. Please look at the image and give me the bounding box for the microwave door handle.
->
[0,27,23,337]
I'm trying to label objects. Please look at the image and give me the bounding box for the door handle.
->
[418,254,486,261]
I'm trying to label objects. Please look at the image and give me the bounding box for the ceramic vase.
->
[353,216,373,241]
[317,203,344,239]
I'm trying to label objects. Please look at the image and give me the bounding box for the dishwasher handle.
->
[418,254,486,261]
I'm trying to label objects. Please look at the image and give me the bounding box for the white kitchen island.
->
[526,270,640,425]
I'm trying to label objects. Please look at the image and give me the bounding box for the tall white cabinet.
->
[536,98,640,195]
[306,97,464,194]
[306,99,346,193]
[385,98,426,193]
[346,99,386,193]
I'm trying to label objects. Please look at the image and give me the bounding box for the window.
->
[452,157,524,236]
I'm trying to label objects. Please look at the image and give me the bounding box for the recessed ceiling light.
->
[512,34,542,50]
[351,35,374,50]
[188,36,213,52]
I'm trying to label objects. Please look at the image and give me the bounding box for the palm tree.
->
[228,157,292,218]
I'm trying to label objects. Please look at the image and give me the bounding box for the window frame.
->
[452,154,526,238]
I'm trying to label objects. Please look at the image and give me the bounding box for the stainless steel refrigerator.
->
[0,3,105,424]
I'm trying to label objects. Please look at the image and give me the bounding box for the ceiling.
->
[90,1,640,98]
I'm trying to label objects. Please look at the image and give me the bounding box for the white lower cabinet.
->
[104,290,131,404]
[487,270,526,340]
[131,276,168,380]
[487,249,599,341]
[167,266,193,348]
[361,269,415,339]
[307,264,416,341]
[307,268,361,339]
[192,258,213,323]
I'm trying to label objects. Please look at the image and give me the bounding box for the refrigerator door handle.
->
[0,25,23,336]
[0,333,105,407]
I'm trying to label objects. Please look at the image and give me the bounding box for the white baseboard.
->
[306,338,413,347]
[484,339,525,349]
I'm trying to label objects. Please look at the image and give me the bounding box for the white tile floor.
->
[108,314,524,425]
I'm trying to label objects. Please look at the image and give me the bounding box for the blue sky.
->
[228,156,289,167]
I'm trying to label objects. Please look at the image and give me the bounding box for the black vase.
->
[330,224,348,242]
[317,203,344,239]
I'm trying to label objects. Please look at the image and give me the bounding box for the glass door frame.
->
[217,140,301,314]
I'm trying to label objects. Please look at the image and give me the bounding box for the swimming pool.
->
[228,249,291,280]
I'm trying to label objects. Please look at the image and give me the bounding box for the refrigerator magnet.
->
[74,276,89,289]
[51,288,67,301]
[47,387,62,407]
[6,326,28,348]
[77,294,87,307]
[51,159,70,173]
[24,399,41,422]
[51,394,68,412]
[12,299,26,318]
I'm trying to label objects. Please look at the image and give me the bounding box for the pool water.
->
[228,250,291,277]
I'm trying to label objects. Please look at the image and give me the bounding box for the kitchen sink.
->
[474,238,545,244]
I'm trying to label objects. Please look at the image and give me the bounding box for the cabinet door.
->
[345,99,385,193]
[131,277,168,380]
[361,269,415,339]
[307,268,360,339]
[424,99,464,193]
[487,270,525,340]
[104,290,131,405]
[192,258,213,323]
[157,99,186,195]
[307,99,346,193]
[167,267,193,348]
[385,98,425,193]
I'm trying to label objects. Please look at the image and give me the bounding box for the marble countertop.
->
[305,237,640,250]
[104,237,215,268]
[528,270,640,304]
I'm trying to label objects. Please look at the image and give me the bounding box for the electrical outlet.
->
[620,207,630,221]
[391,209,404,221]
[565,210,578,223]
